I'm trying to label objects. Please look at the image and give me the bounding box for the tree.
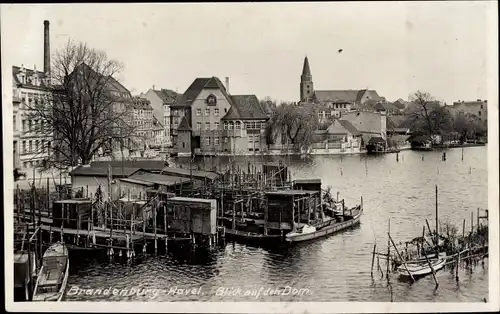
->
[25,41,138,169]
[404,91,453,139]
[264,102,319,152]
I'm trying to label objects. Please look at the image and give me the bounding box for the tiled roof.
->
[70,166,141,178]
[392,99,408,109]
[173,77,232,108]
[12,66,49,90]
[374,102,399,112]
[368,136,386,144]
[91,160,167,172]
[128,172,191,187]
[338,120,361,136]
[341,111,383,134]
[153,89,179,104]
[131,97,153,110]
[177,116,192,131]
[161,167,220,180]
[222,95,269,120]
[315,90,359,103]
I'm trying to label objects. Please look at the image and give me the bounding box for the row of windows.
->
[22,159,44,169]
[21,119,48,133]
[196,108,221,116]
[192,121,267,130]
[202,135,261,146]
[20,140,51,154]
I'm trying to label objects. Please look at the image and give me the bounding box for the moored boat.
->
[285,204,363,243]
[397,257,446,278]
[32,243,69,301]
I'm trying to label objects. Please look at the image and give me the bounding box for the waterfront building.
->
[341,110,387,147]
[449,99,488,122]
[12,21,52,179]
[141,88,179,147]
[171,76,267,155]
[299,56,384,112]
[311,119,362,153]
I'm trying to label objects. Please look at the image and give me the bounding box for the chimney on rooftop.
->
[225,77,230,94]
[43,20,50,74]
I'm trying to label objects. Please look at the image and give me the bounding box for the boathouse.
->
[293,179,322,192]
[52,198,92,230]
[165,197,217,235]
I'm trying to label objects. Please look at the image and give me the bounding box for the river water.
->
[66,147,489,302]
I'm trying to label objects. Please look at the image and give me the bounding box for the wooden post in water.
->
[435,185,439,247]
[389,233,414,282]
[154,202,157,254]
[371,244,377,276]
[456,250,460,282]
[232,201,236,231]
[386,218,391,279]
[164,205,167,252]
[461,147,464,161]
[423,244,439,288]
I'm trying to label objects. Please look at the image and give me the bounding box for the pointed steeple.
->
[302,56,311,77]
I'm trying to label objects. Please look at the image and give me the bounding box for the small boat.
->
[397,255,446,278]
[32,243,69,301]
[286,205,363,243]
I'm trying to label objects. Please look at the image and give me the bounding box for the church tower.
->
[300,56,314,102]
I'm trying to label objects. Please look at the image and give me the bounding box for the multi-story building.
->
[171,77,268,155]
[141,88,179,147]
[12,21,52,178]
[450,99,488,122]
[129,96,155,152]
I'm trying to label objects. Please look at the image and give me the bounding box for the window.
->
[35,140,39,152]
[261,122,266,129]
[344,104,347,109]
[214,138,220,145]
[22,120,26,132]
[224,108,227,113]
[224,137,228,143]
[196,122,202,130]
[206,137,211,146]
[214,108,219,116]
[28,120,32,131]
[235,121,241,129]
[182,142,185,148]
[223,122,228,130]
[22,141,26,154]
[205,122,210,130]
[248,135,253,143]
[478,111,481,116]
[229,121,234,130]
[205,108,210,116]
[481,104,483,109]
[23,162,27,168]
[307,85,310,88]
[29,140,32,152]
[214,122,220,129]
[196,109,201,116]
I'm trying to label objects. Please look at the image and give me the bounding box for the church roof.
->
[302,56,312,76]
[222,95,268,120]
[314,89,382,104]
[177,116,192,131]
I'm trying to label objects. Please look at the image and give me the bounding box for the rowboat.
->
[397,257,446,278]
[32,243,69,301]
[285,205,363,243]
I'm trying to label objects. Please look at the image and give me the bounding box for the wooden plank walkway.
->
[14,213,167,241]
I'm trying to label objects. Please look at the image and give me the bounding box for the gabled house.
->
[141,88,180,146]
[311,119,362,153]
[341,111,387,148]
[221,95,269,154]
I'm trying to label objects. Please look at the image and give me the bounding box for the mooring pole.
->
[388,233,414,282]
[423,242,439,288]
[371,244,377,276]
[386,218,391,279]
[435,185,439,247]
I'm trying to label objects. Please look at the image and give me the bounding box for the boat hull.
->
[32,243,69,302]
[397,258,446,277]
[286,208,363,243]
[224,228,283,245]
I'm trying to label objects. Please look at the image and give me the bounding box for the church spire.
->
[302,56,311,77]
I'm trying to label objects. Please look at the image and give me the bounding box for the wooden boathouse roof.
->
[265,190,319,196]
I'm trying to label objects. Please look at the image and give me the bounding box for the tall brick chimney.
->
[43,20,50,74]
[225,77,230,94]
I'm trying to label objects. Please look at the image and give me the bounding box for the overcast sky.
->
[1,2,496,104]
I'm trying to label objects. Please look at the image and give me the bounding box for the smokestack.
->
[225,77,229,94]
[43,20,50,74]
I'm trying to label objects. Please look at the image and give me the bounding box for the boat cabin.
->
[165,197,217,235]
[52,198,92,230]
[265,190,321,234]
[293,179,322,192]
